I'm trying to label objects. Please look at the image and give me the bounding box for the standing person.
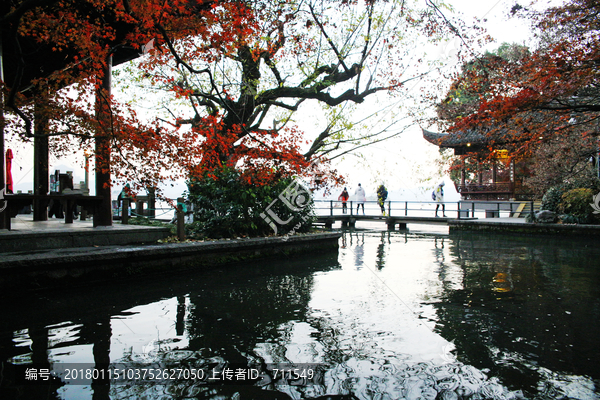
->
[118,183,132,218]
[338,187,350,214]
[434,181,446,217]
[355,183,366,214]
[377,184,388,215]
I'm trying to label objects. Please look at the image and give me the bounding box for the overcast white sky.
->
[320,0,534,201]
[6,0,535,203]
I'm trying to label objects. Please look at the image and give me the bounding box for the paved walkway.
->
[1,214,159,233]
[0,214,172,253]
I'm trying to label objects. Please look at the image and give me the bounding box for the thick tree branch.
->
[300,65,335,88]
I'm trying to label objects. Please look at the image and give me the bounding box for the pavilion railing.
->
[457,182,514,193]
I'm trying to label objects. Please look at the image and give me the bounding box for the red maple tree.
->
[104,0,462,191]
[431,0,600,197]
[2,0,261,198]
[443,0,600,164]
[3,0,465,201]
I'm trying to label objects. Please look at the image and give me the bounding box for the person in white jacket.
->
[355,183,366,214]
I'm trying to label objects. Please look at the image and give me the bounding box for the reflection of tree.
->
[1,252,340,399]
[186,273,315,363]
[433,231,600,395]
[181,253,340,364]
[91,316,111,399]
[176,296,186,336]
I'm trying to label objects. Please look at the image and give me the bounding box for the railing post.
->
[350,201,353,215]
[497,201,501,218]
[387,201,391,217]
[121,198,129,224]
[530,200,534,220]
[471,202,475,218]
[177,197,186,242]
[457,202,460,219]
[405,201,408,216]
[330,200,333,216]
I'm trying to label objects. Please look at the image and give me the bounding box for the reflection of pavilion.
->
[423,128,530,200]
[437,232,600,392]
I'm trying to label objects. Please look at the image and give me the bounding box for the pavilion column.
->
[460,157,466,187]
[94,55,113,227]
[510,159,515,183]
[0,31,8,229]
[33,96,49,221]
[509,158,516,199]
[0,106,6,230]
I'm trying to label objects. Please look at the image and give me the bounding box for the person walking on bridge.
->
[434,181,446,217]
[377,184,388,215]
[355,184,366,215]
[338,187,349,214]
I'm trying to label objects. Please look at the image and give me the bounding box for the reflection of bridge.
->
[314,200,539,229]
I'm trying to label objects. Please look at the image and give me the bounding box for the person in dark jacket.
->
[338,188,350,214]
[377,184,388,215]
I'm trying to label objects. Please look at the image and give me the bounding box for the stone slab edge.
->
[449,220,600,236]
[0,226,172,252]
[0,232,342,288]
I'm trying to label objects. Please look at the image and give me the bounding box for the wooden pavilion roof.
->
[422,128,490,148]
[421,127,517,156]
[1,1,141,95]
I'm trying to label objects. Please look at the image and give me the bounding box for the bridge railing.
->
[313,200,539,220]
[314,200,451,218]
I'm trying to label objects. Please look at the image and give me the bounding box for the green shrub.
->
[541,185,566,213]
[541,176,600,213]
[558,188,598,224]
[186,168,314,239]
[566,174,600,194]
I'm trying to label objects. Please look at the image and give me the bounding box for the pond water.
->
[1,227,599,399]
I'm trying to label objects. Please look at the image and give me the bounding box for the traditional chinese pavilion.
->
[1,1,142,228]
[422,128,530,200]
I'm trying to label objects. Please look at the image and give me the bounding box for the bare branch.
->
[309,2,350,75]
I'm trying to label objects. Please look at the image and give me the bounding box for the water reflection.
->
[1,231,599,399]
[437,231,600,398]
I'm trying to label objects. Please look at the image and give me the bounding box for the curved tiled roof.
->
[422,128,490,148]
